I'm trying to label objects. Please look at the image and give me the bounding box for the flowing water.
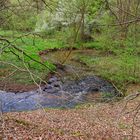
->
[0,50,119,112]
[0,75,118,112]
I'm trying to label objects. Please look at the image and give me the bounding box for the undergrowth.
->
[0,29,140,91]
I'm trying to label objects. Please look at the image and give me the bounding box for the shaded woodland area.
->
[0,0,140,139]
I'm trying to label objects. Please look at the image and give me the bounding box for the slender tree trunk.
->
[80,11,85,41]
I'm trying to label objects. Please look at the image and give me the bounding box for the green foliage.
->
[78,52,140,89]
[83,41,102,49]
[0,0,140,89]
[0,1,37,31]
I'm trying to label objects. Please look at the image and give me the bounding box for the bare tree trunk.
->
[34,0,44,14]
[0,0,10,28]
[106,0,140,41]
[80,10,85,41]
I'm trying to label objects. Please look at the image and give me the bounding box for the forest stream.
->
[0,49,119,112]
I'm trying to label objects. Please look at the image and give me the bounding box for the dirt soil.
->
[0,81,37,92]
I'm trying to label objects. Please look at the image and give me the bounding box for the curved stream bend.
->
[0,76,118,112]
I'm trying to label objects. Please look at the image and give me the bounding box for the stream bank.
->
[0,49,129,112]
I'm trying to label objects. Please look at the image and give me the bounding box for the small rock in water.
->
[47,88,60,94]
[52,81,62,88]
[46,84,53,89]
[48,76,58,84]
[42,84,53,92]
[88,87,100,92]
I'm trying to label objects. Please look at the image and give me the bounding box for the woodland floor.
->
[1,96,140,140]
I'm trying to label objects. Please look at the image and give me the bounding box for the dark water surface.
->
[0,76,118,112]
